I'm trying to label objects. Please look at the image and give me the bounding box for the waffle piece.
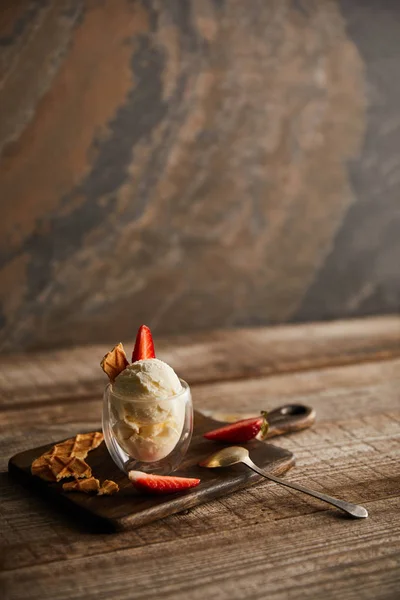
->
[42,432,104,460]
[98,480,119,496]
[101,342,129,381]
[63,477,100,494]
[31,431,103,481]
[31,454,92,482]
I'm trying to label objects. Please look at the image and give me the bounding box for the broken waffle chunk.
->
[31,432,103,481]
[56,456,92,481]
[101,342,129,381]
[63,477,100,494]
[42,432,104,460]
[98,480,119,496]
[32,454,92,482]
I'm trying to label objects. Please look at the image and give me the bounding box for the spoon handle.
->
[244,458,368,518]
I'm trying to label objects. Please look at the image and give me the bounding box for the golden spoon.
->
[200,446,368,518]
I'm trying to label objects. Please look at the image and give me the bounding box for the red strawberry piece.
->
[203,412,269,443]
[128,471,200,494]
[131,325,156,362]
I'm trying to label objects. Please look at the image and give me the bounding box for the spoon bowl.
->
[200,446,249,468]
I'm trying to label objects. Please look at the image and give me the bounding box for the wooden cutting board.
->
[8,410,294,532]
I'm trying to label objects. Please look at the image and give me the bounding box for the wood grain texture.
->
[8,411,294,532]
[0,316,398,411]
[1,318,400,599]
[4,0,398,352]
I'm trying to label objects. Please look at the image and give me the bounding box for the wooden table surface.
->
[1,316,400,600]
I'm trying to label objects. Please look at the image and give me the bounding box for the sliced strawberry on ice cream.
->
[131,325,156,362]
[203,412,269,443]
[128,471,200,494]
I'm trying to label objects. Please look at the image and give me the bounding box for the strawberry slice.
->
[128,471,200,494]
[131,325,156,362]
[203,412,269,443]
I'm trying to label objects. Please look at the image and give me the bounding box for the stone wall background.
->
[0,0,399,351]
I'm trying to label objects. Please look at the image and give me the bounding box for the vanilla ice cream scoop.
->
[113,358,182,399]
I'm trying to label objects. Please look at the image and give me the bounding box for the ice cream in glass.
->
[101,326,193,475]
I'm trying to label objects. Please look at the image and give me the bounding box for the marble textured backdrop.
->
[0,0,399,351]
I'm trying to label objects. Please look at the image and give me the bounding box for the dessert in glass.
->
[101,326,193,475]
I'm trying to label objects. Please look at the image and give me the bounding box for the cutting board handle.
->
[265,404,316,439]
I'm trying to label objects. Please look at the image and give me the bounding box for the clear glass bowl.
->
[102,379,193,475]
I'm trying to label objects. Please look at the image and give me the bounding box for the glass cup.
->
[102,379,193,475]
